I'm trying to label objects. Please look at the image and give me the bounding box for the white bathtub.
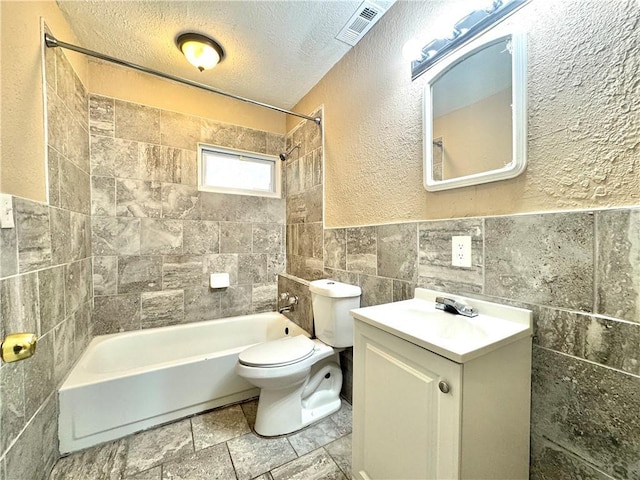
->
[59,312,307,454]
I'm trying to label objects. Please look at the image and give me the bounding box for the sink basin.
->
[350,288,532,363]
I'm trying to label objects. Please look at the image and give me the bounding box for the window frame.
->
[197,143,282,198]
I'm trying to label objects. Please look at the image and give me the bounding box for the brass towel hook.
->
[1,333,37,363]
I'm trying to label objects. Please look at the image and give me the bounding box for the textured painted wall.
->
[89,61,286,134]
[293,0,640,226]
[0,0,87,202]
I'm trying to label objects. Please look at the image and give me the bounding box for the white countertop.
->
[350,288,532,363]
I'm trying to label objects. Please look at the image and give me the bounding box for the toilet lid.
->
[239,335,315,367]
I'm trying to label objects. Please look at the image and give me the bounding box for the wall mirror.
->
[423,32,526,191]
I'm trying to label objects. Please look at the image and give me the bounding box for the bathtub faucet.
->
[279,292,298,314]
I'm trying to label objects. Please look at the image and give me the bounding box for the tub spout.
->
[278,293,298,314]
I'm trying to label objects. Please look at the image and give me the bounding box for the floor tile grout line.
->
[271,445,345,479]
[323,440,351,479]
[189,416,197,454]
[285,435,299,458]
[224,441,241,480]
[321,445,348,478]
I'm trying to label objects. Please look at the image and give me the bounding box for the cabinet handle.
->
[438,381,450,394]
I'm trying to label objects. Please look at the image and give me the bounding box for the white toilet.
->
[235,279,361,436]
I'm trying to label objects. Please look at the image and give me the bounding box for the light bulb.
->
[431,24,457,40]
[402,39,424,62]
[176,33,224,72]
[180,40,220,71]
[472,0,497,11]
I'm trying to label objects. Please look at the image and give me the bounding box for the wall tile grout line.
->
[534,344,640,380]
[481,217,486,295]
[0,389,57,460]
[592,210,600,315]
[532,433,619,480]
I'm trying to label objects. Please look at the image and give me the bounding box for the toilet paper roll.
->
[210,273,230,288]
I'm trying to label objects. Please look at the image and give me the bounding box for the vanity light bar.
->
[410,0,529,80]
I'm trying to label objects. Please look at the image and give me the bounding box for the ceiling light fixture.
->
[176,33,225,72]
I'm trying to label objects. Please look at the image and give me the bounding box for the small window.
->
[197,144,281,198]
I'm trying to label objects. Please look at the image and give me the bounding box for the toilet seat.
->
[239,335,315,367]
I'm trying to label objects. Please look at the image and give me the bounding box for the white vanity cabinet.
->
[351,289,532,480]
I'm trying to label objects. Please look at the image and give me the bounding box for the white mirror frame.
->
[423,31,527,192]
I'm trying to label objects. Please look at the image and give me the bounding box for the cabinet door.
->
[353,321,462,480]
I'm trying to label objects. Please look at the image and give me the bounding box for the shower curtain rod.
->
[44,33,322,126]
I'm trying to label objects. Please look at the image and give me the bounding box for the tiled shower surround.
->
[284,109,324,281]
[88,95,286,334]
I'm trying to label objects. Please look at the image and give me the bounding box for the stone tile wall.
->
[89,96,286,334]
[0,36,92,480]
[277,274,314,335]
[322,209,640,479]
[284,110,323,281]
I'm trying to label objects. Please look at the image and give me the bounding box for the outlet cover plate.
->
[452,235,472,268]
[0,194,14,229]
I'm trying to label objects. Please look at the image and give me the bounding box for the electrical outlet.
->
[451,235,472,268]
[0,194,14,229]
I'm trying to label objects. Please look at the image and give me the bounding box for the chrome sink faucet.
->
[435,297,478,317]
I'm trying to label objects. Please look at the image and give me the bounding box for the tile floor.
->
[49,399,352,480]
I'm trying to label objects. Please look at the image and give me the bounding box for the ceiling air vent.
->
[335,0,393,47]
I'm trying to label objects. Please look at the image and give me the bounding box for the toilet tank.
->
[309,280,361,348]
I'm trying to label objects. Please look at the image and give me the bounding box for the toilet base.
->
[254,358,343,436]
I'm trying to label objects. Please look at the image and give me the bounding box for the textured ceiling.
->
[56,0,378,109]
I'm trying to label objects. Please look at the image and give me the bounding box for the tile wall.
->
[0,34,92,479]
[321,210,640,479]
[88,95,286,334]
[277,274,314,335]
[281,109,638,479]
[284,109,324,281]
